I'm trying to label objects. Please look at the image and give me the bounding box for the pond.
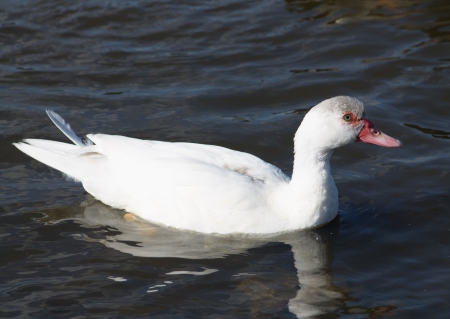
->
[0,0,449,318]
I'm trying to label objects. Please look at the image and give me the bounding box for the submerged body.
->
[14,96,401,234]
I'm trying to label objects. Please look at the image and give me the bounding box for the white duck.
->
[14,96,401,234]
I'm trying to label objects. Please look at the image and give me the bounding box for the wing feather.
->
[83,134,289,232]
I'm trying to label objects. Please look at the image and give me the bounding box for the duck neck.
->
[291,142,333,185]
[289,115,335,186]
[275,134,338,230]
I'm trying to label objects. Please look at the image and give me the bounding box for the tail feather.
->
[14,111,98,182]
[46,110,92,147]
[23,138,78,151]
[13,141,80,181]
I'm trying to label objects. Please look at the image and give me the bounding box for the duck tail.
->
[13,139,81,181]
[13,110,94,181]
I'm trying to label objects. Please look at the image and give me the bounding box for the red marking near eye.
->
[342,112,359,126]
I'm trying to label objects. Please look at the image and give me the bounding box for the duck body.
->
[14,96,401,234]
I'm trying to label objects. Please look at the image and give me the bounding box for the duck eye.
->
[343,114,352,122]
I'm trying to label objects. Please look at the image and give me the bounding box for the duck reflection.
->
[40,199,346,318]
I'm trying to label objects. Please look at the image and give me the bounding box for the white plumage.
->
[14,96,401,234]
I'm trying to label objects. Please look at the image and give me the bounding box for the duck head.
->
[295,96,402,151]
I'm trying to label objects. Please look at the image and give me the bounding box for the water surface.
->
[1,0,449,318]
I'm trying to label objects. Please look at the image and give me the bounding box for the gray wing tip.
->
[45,109,94,147]
[46,109,67,125]
[45,109,84,146]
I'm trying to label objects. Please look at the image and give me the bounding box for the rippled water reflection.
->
[1,0,449,318]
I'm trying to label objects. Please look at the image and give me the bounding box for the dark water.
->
[1,0,449,318]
